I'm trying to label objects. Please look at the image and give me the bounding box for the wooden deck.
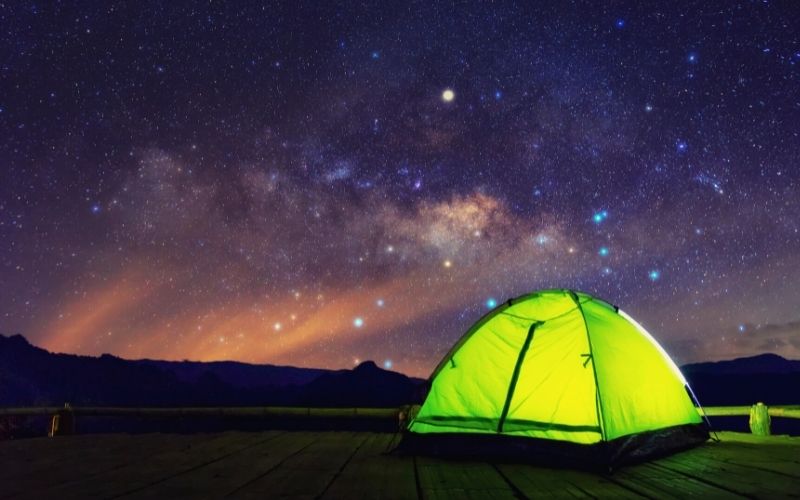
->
[1,431,798,499]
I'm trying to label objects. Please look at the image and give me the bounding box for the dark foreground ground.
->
[1,431,798,499]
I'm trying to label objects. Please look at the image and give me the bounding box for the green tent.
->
[406,289,709,466]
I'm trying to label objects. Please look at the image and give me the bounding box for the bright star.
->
[442,88,455,102]
[648,270,661,281]
[598,246,610,257]
[738,324,746,333]
[273,322,282,331]
[376,299,385,307]
[443,259,453,268]
[592,210,608,224]
[615,18,625,28]
[383,359,393,369]
[91,204,101,214]
[486,298,498,309]
[353,317,364,328]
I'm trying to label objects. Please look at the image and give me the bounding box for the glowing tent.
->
[406,289,709,466]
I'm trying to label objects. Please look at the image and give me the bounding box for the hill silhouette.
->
[1,333,798,409]
[682,353,800,406]
[0,334,424,408]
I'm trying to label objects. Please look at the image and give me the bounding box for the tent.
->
[405,289,709,467]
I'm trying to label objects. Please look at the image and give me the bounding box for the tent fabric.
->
[407,289,708,464]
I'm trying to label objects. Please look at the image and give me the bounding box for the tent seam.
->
[496,321,540,433]
[569,290,608,442]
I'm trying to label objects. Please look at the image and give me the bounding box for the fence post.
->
[48,403,75,437]
[749,402,770,436]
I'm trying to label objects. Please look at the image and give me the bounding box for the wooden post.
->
[48,403,75,437]
[749,402,770,435]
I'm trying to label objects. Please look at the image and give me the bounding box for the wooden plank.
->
[610,462,744,499]
[35,431,280,499]
[415,456,517,499]
[3,430,800,498]
[653,448,799,498]
[228,431,370,499]
[121,431,317,498]
[0,433,203,499]
[497,463,645,498]
[690,441,800,478]
[321,433,419,500]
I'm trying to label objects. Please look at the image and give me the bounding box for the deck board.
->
[610,462,745,498]
[497,463,645,498]
[654,450,800,498]
[416,457,518,498]
[0,433,205,499]
[1,431,798,498]
[33,432,280,499]
[121,431,317,498]
[321,433,419,499]
[228,431,370,499]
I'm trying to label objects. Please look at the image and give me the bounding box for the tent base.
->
[396,423,709,471]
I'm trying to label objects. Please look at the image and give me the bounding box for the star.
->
[383,359,393,369]
[648,270,661,281]
[441,89,455,102]
[592,210,609,224]
[353,317,364,328]
[598,246,610,257]
[485,298,498,309]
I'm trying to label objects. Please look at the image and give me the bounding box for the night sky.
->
[1,2,799,376]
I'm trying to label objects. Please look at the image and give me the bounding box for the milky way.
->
[1,2,799,376]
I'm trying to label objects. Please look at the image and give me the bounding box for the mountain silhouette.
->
[0,334,423,408]
[1,333,797,409]
[682,353,800,406]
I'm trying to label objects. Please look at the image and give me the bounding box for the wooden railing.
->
[701,405,800,419]
[701,403,800,436]
[1,403,798,437]
[0,405,406,437]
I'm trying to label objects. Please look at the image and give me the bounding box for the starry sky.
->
[1,2,799,377]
